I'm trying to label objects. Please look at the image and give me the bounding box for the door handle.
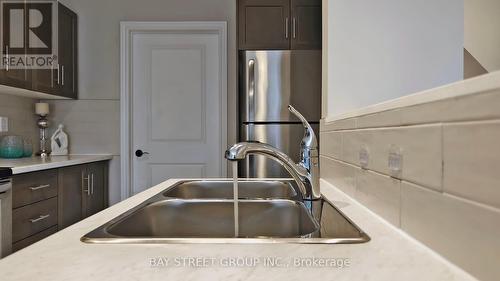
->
[82,173,91,196]
[61,65,65,86]
[5,45,9,71]
[292,17,297,39]
[135,150,150,157]
[91,173,94,195]
[29,184,50,191]
[285,17,289,39]
[29,214,50,223]
[248,59,256,122]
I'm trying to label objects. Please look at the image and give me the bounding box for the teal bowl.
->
[0,136,24,159]
[23,139,33,157]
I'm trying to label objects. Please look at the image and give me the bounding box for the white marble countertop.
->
[0,179,476,281]
[0,154,113,174]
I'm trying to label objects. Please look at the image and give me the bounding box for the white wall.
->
[47,0,237,205]
[324,0,464,118]
[465,0,500,72]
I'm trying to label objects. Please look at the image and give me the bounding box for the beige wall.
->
[46,0,237,204]
[320,71,500,281]
[465,0,500,72]
[0,93,38,151]
[464,49,488,79]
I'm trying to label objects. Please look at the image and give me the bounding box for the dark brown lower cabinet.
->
[12,197,58,242]
[84,162,106,217]
[12,226,58,252]
[58,165,85,228]
[59,161,108,229]
[11,161,108,252]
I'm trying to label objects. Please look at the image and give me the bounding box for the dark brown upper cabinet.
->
[0,2,77,99]
[0,1,29,89]
[238,0,321,50]
[291,0,322,49]
[238,0,291,50]
[0,67,28,89]
[56,3,78,99]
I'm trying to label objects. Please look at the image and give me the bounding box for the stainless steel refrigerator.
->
[239,50,322,178]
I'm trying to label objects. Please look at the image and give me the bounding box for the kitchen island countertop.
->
[0,178,476,281]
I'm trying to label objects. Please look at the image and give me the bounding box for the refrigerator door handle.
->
[248,59,256,122]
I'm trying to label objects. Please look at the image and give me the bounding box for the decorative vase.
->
[0,136,24,158]
[23,138,33,157]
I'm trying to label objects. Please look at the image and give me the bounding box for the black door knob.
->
[135,149,150,157]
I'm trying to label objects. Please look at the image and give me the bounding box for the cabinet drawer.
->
[12,169,58,208]
[12,225,58,252]
[13,197,58,242]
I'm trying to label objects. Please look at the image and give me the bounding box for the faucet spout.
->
[225,141,319,200]
[226,105,320,200]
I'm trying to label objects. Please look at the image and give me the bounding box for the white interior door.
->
[130,30,226,194]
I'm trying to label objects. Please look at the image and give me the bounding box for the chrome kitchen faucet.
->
[225,105,320,201]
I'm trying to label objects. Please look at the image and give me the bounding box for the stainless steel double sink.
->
[82,180,370,244]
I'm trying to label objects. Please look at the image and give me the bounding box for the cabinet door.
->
[57,3,77,98]
[238,0,290,50]
[291,0,322,49]
[58,165,84,229]
[85,162,107,217]
[0,2,28,88]
[29,67,57,95]
[0,67,28,89]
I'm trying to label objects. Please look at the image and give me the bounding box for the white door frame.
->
[120,21,228,200]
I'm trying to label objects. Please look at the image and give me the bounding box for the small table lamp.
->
[35,103,50,157]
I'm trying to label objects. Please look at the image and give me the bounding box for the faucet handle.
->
[288,105,317,149]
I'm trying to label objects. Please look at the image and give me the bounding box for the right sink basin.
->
[163,180,298,200]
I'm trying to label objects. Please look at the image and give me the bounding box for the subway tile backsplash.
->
[0,93,38,150]
[401,181,500,281]
[443,120,500,209]
[320,73,500,281]
[356,168,401,227]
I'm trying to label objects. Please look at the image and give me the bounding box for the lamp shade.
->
[35,103,49,116]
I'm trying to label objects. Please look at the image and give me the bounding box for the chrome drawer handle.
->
[29,214,50,223]
[83,175,91,196]
[29,184,50,191]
